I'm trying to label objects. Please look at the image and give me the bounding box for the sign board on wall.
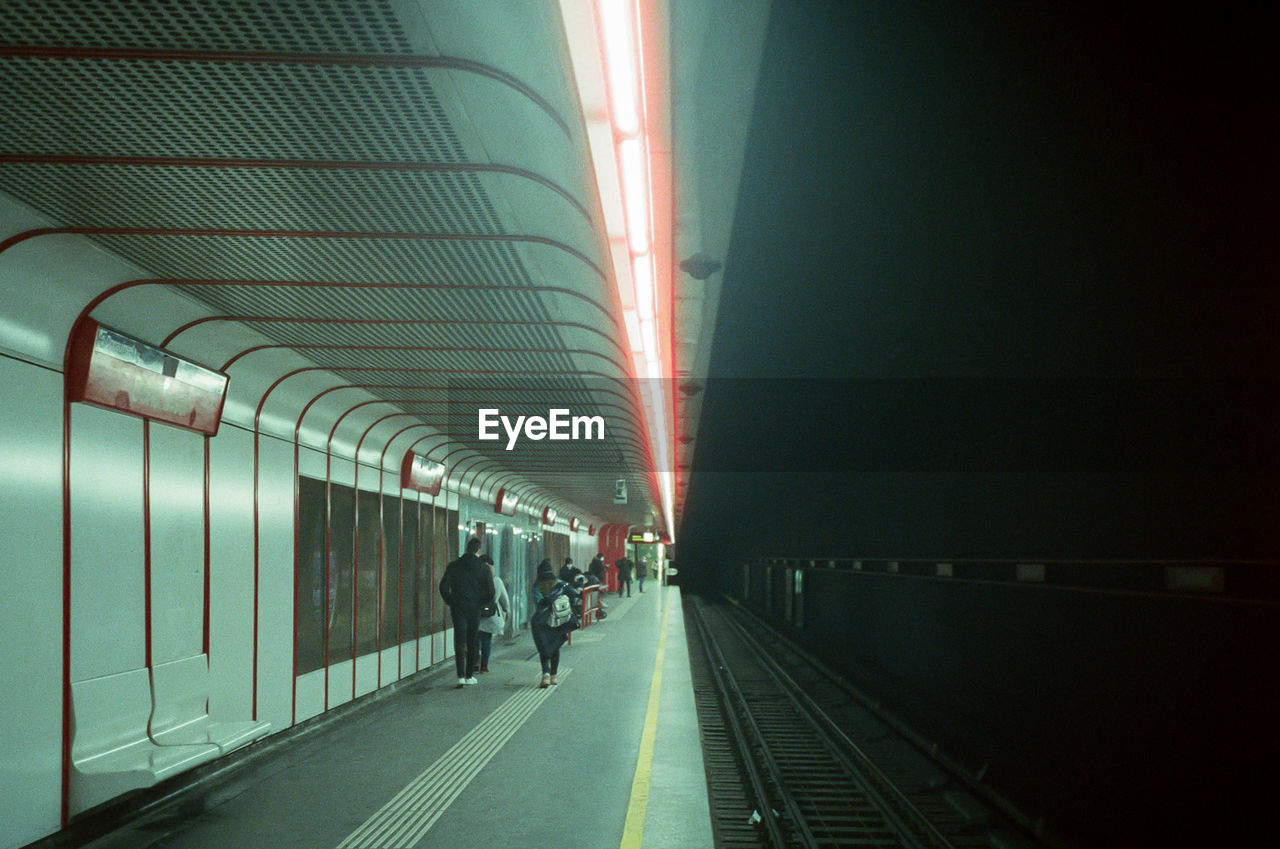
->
[495,488,519,516]
[67,320,229,435]
[400,452,445,495]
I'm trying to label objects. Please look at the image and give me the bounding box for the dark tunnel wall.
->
[731,562,1279,849]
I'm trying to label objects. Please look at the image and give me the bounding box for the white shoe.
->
[539,674,550,688]
[464,677,479,685]
[457,678,467,688]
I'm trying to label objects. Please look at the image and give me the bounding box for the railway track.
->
[686,595,1044,849]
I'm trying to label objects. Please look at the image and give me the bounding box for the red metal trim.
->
[323,445,332,711]
[351,454,360,700]
[142,421,153,670]
[59,385,72,826]
[376,460,385,686]
[0,154,591,222]
[0,227,605,281]
[204,437,212,659]
[171,314,619,359]
[224,343,628,377]
[291,426,299,726]
[290,383,650,453]
[39,276,629,376]
[0,46,571,135]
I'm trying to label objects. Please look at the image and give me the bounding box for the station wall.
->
[0,210,605,849]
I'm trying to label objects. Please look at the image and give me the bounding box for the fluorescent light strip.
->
[639,317,658,362]
[632,253,654,321]
[599,0,641,135]
[619,137,650,253]
[623,308,643,352]
[564,0,674,536]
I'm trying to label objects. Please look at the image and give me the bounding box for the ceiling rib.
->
[0,45,571,135]
[0,153,592,222]
[0,228,607,281]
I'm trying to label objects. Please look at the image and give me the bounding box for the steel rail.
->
[717,606,959,849]
[688,600,806,849]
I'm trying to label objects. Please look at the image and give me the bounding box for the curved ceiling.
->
[0,0,769,533]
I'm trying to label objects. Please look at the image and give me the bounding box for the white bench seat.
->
[150,654,271,755]
[70,668,220,814]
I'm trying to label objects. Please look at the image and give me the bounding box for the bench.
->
[69,668,220,814]
[150,654,271,754]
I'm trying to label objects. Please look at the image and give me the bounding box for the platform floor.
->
[76,584,710,849]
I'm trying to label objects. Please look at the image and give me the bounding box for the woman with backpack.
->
[530,559,580,688]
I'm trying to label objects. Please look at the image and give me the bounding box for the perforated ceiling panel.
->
[0,0,657,525]
[0,1,416,54]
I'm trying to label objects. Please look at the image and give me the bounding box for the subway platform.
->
[61,585,708,849]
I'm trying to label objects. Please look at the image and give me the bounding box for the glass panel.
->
[401,498,418,645]
[355,489,381,656]
[380,493,401,649]
[424,501,440,635]
[295,477,327,675]
[329,483,356,662]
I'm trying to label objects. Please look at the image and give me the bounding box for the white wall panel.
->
[354,655,377,696]
[207,425,255,722]
[255,436,295,732]
[69,404,145,682]
[0,357,64,849]
[294,669,324,724]
[148,423,206,665]
[328,660,353,708]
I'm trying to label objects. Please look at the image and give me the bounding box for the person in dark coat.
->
[588,554,606,585]
[615,554,634,597]
[530,559,580,688]
[558,557,583,587]
[439,537,495,688]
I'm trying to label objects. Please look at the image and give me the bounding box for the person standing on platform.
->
[588,553,606,585]
[439,537,494,688]
[530,559,579,687]
[615,553,634,597]
[476,554,509,674]
[637,557,648,593]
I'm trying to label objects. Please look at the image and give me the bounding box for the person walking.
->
[636,556,648,593]
[615,554,634,598]
[476,554,509,674]
[439,537,495,688]
[530,559,580,687]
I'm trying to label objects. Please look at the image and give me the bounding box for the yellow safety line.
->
[619,594,672,849]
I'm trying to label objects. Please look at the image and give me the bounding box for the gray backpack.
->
[547,589,574,628]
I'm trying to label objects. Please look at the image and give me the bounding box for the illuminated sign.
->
[494,487,519,516]
[400,452,445,496]
[628,529,656,544]
[542,507,557,526]
[67,320,228,435]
